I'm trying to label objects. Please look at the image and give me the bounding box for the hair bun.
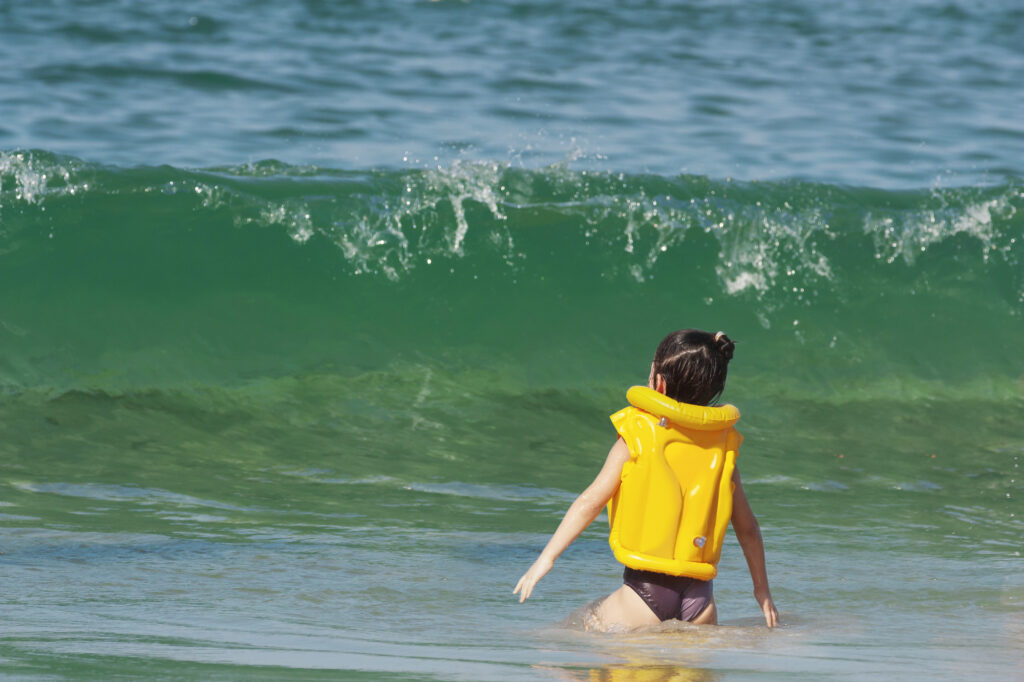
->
[713,331,735,360]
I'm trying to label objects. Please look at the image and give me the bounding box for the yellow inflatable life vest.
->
[607,386,742,580]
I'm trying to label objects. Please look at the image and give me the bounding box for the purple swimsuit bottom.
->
[623,567,713,622]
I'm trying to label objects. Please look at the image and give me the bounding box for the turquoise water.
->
[2,1,1024,680]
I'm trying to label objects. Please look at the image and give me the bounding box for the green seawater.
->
[1,153,1022,680]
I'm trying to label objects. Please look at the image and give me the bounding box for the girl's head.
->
[649,329,735,406]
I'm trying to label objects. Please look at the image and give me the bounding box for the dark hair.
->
[652,329,735,405]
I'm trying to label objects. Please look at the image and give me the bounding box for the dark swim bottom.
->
[622,567,714,622]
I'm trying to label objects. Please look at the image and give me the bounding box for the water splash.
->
[2,152,1021,302]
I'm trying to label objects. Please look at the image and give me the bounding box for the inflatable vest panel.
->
[607,386,742,580]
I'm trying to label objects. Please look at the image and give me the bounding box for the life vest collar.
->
[626,386,740,431]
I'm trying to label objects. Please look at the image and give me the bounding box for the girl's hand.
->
[513,556,554,603]
[512,440,630,605]
[755,589,779,628]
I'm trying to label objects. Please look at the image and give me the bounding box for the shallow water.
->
[1,341,1021,679]
[2,0,1024,679]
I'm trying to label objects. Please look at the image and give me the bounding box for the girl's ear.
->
[654,373,667,395]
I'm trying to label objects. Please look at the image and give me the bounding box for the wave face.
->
[2,151,1021,400]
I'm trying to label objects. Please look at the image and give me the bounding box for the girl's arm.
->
[731,467,780,627]
[513,438,631,602]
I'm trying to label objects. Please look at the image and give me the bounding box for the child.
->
[513,329,779,629]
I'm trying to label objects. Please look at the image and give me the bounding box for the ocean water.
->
[1,1,1022,680]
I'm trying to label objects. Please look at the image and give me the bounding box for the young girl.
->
[514,329,779,629]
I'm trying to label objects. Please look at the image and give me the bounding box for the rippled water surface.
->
[2,0,1023,185]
